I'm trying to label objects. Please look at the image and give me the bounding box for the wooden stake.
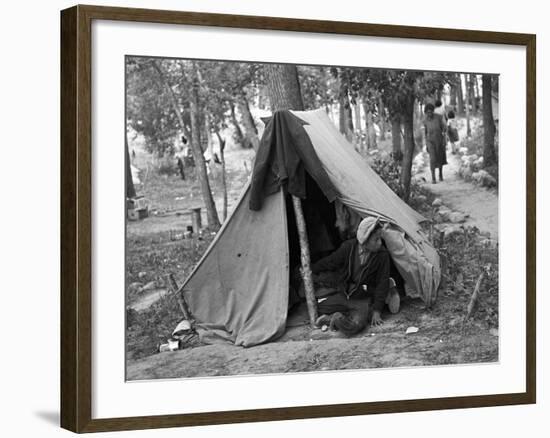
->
[168,274,193,321]
[291,195,318,327]
[464,271,486,323]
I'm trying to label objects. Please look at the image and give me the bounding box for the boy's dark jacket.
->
[311,238,390,312]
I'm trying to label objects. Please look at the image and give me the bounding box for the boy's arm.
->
[371,250,391,314]
[311,240,352,273]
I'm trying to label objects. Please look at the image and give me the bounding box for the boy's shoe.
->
[386,278,401,314]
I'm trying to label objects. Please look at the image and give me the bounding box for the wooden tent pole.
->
[291,195,318,327]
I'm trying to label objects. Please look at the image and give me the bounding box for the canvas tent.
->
[181,109,441,347]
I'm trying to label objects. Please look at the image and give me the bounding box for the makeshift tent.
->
[181,109,441,347]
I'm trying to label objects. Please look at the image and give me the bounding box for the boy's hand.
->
[371,310,384,327]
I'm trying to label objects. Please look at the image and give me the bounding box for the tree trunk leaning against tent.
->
[482,74,497,168]
[264,63,318,327]
[189,62,221,231]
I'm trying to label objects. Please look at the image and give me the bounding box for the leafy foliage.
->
[369,157,434,212]
[126,234,215,361]
[435,227,499,328]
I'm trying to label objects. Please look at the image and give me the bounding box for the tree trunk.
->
[189,63,221,230]
[363,102,377,150]
[125,134,136,199]
[237,92,260,150]
[457,75,465,115]
[203,114,216,175]
[400,95,416,203]
[450,83,458,108]
[338,92,353,141]
[482,74,497,167]
[229,102,247,148]
[215,131,228,221]
[354,101,362,149]
[378,97,386,141]
[338,97,346,135]
[345,102,354,142]
[465,75,472,137]
[264,64,304,111]
[354,101,362,134]
[476,75,482,112]
[468,74,477,116]
[264,64,318,327]
[391,113,403,163]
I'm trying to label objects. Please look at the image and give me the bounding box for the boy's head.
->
[356,217,382,252]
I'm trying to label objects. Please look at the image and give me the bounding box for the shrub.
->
[370,156,434,215]
[434,226,499,328]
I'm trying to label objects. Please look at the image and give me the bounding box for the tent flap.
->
[183,188,289,347]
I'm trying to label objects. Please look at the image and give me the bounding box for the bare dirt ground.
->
[419,153,498,240]
[127,295,498,380]
[126,124,499,381]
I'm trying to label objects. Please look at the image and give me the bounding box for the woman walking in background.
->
[424,103,447,184]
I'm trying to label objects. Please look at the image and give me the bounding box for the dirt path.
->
[418,152,498,239]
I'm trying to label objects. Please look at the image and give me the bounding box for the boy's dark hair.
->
[447,110,456,119]
[435,99,443,107]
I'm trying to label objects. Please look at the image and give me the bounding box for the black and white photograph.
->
[125,57,499,380]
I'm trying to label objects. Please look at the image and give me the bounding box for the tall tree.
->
[353,100,362,142]
[125,134,136,199]
[264,63,318,327]
[399,92,417,202]
[126,58,184,157]
[188,61,221,230]
[378,97,387,141]
[450,83,458,109]
[468,73,477,116]
[465,74,472,137]
[391,113,403,162]
[229,102,246,147]
[482,74,497,167]
[457,74,465,115]
[236,92,260,150]
[363,101,377,150]
[264,64,304,110]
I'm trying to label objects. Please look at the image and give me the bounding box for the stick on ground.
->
[168,274,193,321]
[464,271,486,322]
